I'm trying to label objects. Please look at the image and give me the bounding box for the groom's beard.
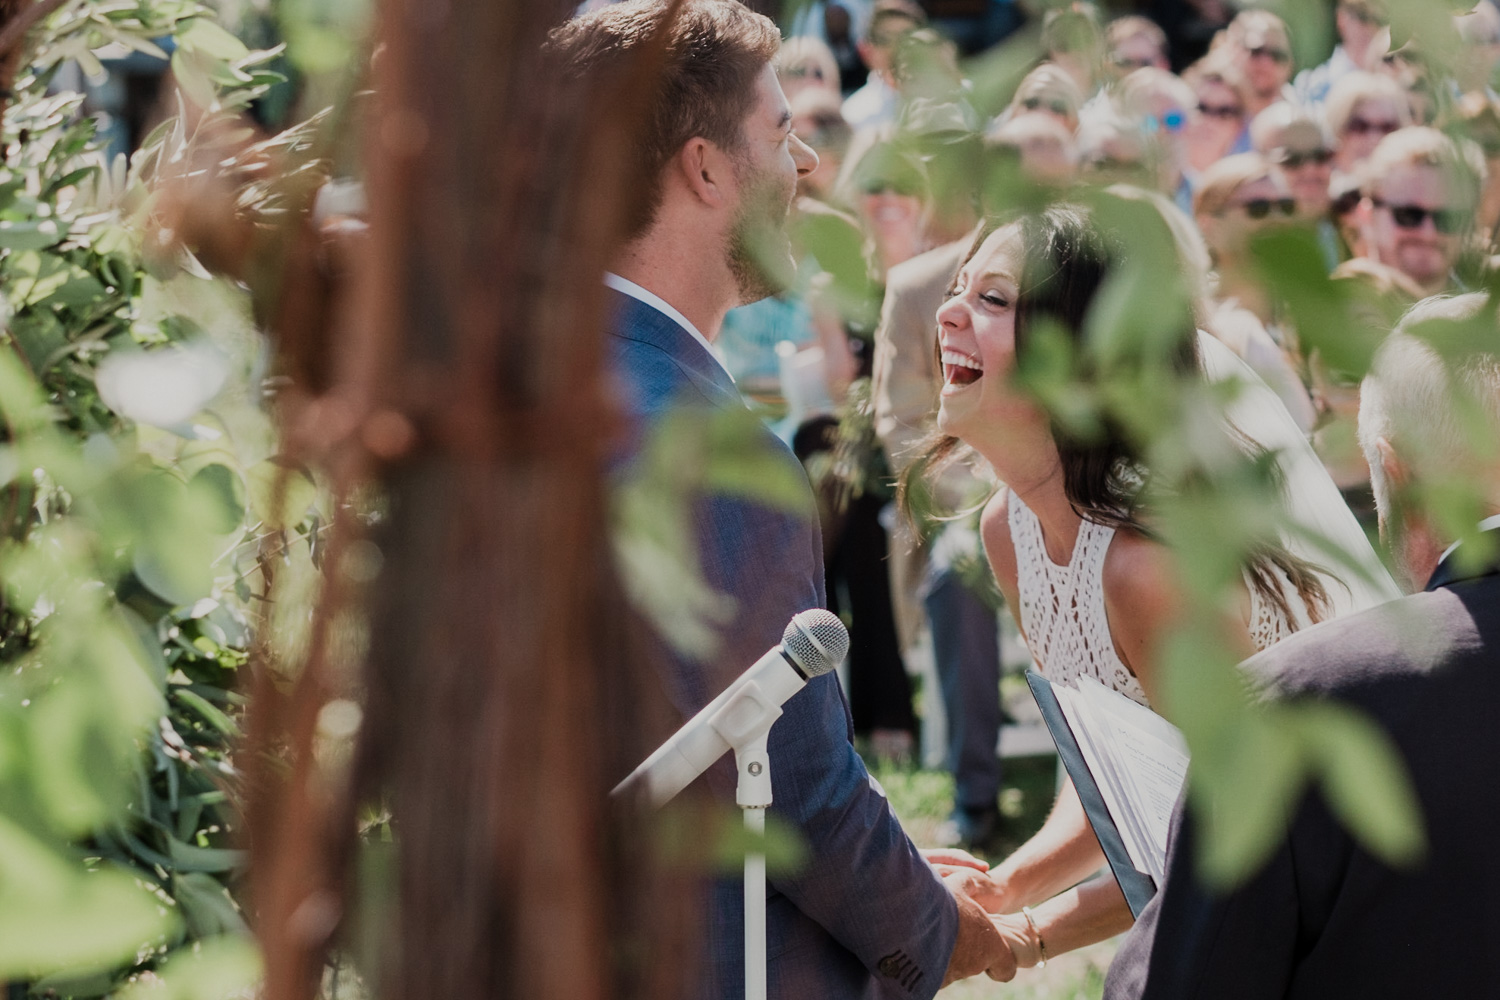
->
[727,168,797,305]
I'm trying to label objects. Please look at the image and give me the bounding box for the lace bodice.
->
[1009,491,1149,705]
[1007,490,1309,708]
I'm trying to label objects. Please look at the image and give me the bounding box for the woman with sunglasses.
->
[1180,54,1249,174]
[1326,71,1411,177]
[1194,153,1317,431]
[1005,64,1084,135]
[1117,68,1197,202]
[915,198,1395,973]
[1250,102,1342,269]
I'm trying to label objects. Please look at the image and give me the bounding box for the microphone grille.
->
[782,609,848,678]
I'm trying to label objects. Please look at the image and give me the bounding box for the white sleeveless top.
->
[1007,490,1310,708]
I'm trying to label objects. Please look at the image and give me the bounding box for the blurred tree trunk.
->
[247,2,694,999]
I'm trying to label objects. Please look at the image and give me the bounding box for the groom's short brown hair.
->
[547,0,780,238]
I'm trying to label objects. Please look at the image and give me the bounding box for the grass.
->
[868,754,1120,1000]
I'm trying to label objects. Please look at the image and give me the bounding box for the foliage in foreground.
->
[0,2,322,995]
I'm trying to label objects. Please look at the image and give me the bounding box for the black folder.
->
[1026,671,1158,918]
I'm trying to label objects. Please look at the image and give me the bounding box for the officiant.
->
[1104,291,1500,1000]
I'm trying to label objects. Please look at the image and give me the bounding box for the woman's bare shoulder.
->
[1101,527,1178,610]
[1101,528,1186,688]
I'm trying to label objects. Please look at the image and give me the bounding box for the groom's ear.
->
[673,137,733,210]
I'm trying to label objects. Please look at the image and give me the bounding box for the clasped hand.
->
[928,848,1047,985]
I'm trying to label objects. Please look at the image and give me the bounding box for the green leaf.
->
[0,817,177,979]
[172,687,240,738]
[171,49,217,108]
[188,462,245,534]
[1295,702,1428,867]
[42,164,100,199]
[167,836,246,873]
[176,18,250,61]
[0,218,62,250]
[26,679,130,834]
[115,931,260,1000]
[1189,710,1307,888]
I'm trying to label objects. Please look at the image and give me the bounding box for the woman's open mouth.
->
[941,349,983,387]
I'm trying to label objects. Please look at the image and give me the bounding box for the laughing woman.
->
[915,202,1383,968]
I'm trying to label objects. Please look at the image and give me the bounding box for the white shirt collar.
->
[604,272,732,381]
[1435,514,1500,567]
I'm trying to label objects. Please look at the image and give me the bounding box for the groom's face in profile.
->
[726,64,819,305]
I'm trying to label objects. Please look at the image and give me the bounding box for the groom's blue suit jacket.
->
[606,290,958,1000]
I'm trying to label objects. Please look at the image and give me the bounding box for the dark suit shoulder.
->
[1244,585,1487,703]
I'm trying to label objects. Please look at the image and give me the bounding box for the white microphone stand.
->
[735,733,773,1000]
[610,609,849,1000]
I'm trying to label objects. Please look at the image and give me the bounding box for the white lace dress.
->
[1007,490,1310,707]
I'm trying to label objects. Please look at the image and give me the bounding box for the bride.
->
[917,200,1399,967]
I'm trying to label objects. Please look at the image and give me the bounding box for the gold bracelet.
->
[1021,905,1048,969]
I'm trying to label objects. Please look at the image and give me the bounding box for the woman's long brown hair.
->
[899,200,1333,628]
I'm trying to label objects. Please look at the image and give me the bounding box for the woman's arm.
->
[955,521,1255,964]
[972,494,1109,912]
[991,877,1135,969]
[978,777,1108,912]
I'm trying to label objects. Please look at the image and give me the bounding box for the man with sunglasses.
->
[1225,10,1296,123]
[1359,126,1483,297]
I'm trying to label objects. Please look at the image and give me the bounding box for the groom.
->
[546,2,1012,997]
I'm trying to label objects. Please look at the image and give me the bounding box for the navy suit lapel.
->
[1424,526,1500,592]
[607,290,741,410]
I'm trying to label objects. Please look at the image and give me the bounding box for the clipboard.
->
[1026,671,1158,918]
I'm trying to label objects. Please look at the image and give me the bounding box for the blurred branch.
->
[0,0,68,118]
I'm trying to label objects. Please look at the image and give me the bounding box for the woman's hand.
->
[991,913,1046,969]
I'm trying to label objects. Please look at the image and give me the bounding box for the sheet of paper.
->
[1074,679,1190,881]
[1053,684,1156,878]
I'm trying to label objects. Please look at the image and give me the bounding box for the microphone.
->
[613,609,849,808]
